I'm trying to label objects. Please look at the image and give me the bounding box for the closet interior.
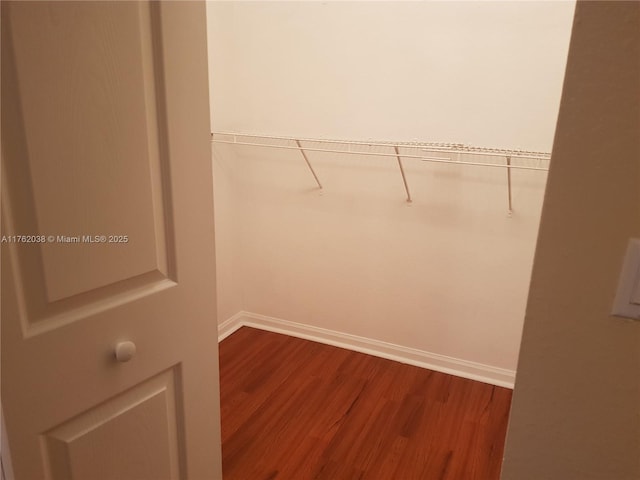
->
[207,0,574,388]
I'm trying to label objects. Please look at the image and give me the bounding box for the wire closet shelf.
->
[211,132,551,214]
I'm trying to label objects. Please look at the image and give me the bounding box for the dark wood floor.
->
[219,327,512,480]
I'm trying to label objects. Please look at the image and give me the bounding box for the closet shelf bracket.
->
[394,146,412,203]
[295,139,323,190]
[506,155,513,216]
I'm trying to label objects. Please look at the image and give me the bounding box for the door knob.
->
[114,341,136,362]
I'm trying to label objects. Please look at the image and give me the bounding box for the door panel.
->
[9,1,167,303]
[42,368,182,480]
[3,1,176,337]
[1,2,222,479]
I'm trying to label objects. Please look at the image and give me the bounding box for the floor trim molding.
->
[218,311,515,389]
[218,311,245,341]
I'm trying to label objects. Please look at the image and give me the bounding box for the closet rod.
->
[212,139,456,165]
[212,132,551,162]
[212,137,549,172]
[418,147,549,162]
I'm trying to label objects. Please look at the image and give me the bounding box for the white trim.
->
[217,311,245,341]
[218,311,515,389]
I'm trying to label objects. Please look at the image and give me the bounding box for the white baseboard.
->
[219,311,515,388]
[217,311,245,341]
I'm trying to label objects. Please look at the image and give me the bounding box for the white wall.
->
[208,139,243,322]
[207,1,573,377]
[208,1,573,151]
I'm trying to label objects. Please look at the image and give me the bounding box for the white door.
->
[1,2,222,479]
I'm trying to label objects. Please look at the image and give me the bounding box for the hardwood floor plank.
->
[219,327,512,479]
[361,435,408,480]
